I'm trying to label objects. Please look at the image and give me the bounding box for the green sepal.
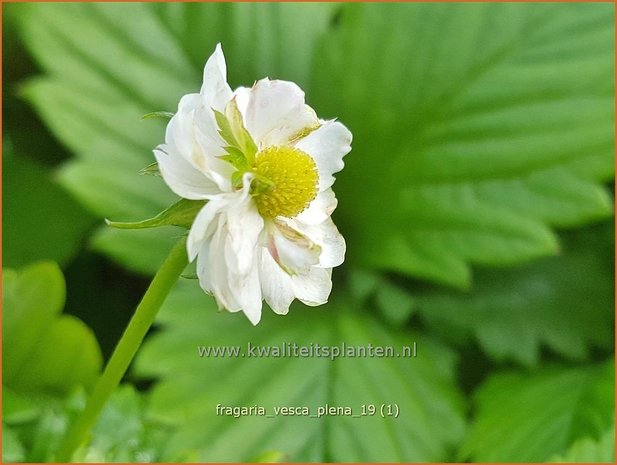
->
[220,147,250,172]
[180,273,199,280]
[106,198,206,230]
[141,111,174,120]
[139,162,160,176]
[213,99,258,166]
[225,98,258,163]
[231,171,245,190]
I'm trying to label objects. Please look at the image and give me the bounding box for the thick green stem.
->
[55,236,188,461]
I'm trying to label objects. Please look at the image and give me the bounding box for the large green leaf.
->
[2,145,94,268]
[16,3,613,283]
[461,359,614,461]
[14,2,340,275]
[133,281,465,462]
[414,221,614,366]
[314,3,614,287]
[2,262,102,396]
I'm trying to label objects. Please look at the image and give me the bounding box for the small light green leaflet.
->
[3,387,40,424]
[107,198,206,230]
[2,262,102,396]
[75,386,174,463]
[314,3,614,288]
[248,450,289,463]
[2,426,25,462]
[414,221,614,366]
[550,423,615,463]
[4,386,173,463]
[461,359,614,462]
[15,2,339,275]
[133,281,465,462]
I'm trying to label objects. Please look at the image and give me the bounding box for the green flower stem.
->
[56,236,188,461]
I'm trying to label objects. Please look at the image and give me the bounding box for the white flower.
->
[154,44,352,325]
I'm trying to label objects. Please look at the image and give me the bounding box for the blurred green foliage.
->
[461,359,614,461]
[3,145,94,268]
[3,2,615,463]
[134,281,465,462]
[2,262,102,395]
[550,423,616,462]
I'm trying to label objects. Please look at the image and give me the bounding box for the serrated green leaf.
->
[461,359,614,462]
[133,282,465,462]
[314,3,614,287]
[2,262,102,396]
[15,2,339,274]
[550,423,615,463]
[415,221,614,366]
[107,198,205,230]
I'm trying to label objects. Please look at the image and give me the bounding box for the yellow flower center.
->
[252,146,318,219]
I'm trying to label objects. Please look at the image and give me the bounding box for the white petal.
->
[260,104,320,148]
[227,251,263,325]
[268,221,321,275]
[225,197,264,275]
[200,43,233,111]
[154,146,220,200]
[291,267,332,306]
[295,188,338,225]
[195,231,213,297]
[192,104,229,158]
[172,94,236,192]
[197,217,241,313]
[188,173,256,262]
[168,94,224,161]
[187,195,232,261]
[233,86,251,122]
[291,217,346,268]
[165,94,200,156]
[295,120,352,190]
[260,251,294,315]
[223,191,264,324]
[243,79,319,147]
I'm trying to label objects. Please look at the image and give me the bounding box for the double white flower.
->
[154,44,352,324]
